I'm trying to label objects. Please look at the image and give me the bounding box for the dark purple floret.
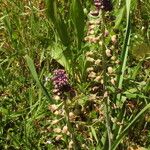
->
[53,69,66,76]
[52,69,69,89]
[52,69,76,99]
[93,0,113,11]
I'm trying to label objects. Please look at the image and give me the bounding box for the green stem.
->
[101,11,112,150]
[63,100,80,150]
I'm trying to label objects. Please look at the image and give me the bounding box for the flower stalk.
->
[100,10,112,150]
[63,99,80,150]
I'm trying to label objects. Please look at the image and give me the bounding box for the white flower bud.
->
[54,110,61,115]
[111,77,115,85]
[86,57,95,62]
[62,125,68,134]
[69,112,75,120]
[88,71,96,78]
[51,119,59,125]
[104,30,109,37]
[55,135,62,141]
[68,140,74,149]
[94,19,100,24]
[84,36,89,41]
[100,79,104,84]
[94,76,101,82]
[111,35,117,44]
[89,24,95,30]
[48,104,57,112]
[88,30,95,35]
[95,59,101,65]
[104,91,108,98]
[87,67,94,72]
[106,49,111,57]
[45,140,51,144]
[53,95,60,100]
[53,128,61,133]
[111,56,116,60]
[88,20,95,25]
[107,67,113,74]
[89,94,97,100]
[85,51,93,57]
[99,41,103,46]
[115,60,120,64]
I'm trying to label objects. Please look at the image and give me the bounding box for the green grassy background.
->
[0,0,150,149]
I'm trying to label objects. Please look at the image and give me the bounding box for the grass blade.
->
[25,55,54,103]
[116,0,131,104]
[112,103,150,150]
[71,0,85,49]
[46,0,70,47]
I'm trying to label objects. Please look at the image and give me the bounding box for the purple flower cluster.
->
[93,0,113,12]
[52,69,76,99]
[52,69,68,89]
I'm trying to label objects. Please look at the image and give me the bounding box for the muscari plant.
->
[25,0,150,149]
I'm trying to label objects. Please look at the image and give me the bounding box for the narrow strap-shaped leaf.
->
[114,6,125,29]
[116,0,131,105]
[90,126,98,144]
[46,0,70,47]
[46,0,57,23]
[55,16,70,47]
[71,0,85,49]
[25,55,54,103]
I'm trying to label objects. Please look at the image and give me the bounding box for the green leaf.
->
[90,126,98,144]
[46,0,69,47]
[124,88,138,99]
[114,6,125,29]
[49,44,70,71]
[131,62,142,80]
[46,0,57,23]
[71,0,85,49]
[25,55,54,103]
[55,17,70,47]
[116,0,131,104]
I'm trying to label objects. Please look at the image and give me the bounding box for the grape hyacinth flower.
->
[93,0,113,12]
[52,69,76,99]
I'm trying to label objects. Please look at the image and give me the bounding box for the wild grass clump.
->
[0,0,150,149]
